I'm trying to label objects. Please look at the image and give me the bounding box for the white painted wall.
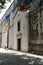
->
[1,21,9,48]
[9,26,14,49]
[9,11,29,51]
[2,30,7,48]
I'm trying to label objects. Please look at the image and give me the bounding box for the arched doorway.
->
[17,38,21,51]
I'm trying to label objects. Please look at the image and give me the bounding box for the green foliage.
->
[0,0,11,9]
[0,5,3,9]
[0,0,6,5]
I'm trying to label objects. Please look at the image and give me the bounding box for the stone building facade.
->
[0,0,43,54]
[1,0,32,51]
[9,10,29,51]
[28,0,43,54]
[0,0,18,48]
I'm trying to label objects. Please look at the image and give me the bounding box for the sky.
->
[0,0,13,20]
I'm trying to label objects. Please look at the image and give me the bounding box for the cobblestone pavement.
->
[0,53,43,65]
[0,49,43,65]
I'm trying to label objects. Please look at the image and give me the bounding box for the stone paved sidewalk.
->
[0,48,43,65]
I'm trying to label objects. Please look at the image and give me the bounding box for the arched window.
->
[18,21,20,31]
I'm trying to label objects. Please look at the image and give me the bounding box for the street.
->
[0,48,43,65]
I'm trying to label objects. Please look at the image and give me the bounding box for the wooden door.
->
[17,39,21,51]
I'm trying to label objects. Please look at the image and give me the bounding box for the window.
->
[18,21,20,31]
